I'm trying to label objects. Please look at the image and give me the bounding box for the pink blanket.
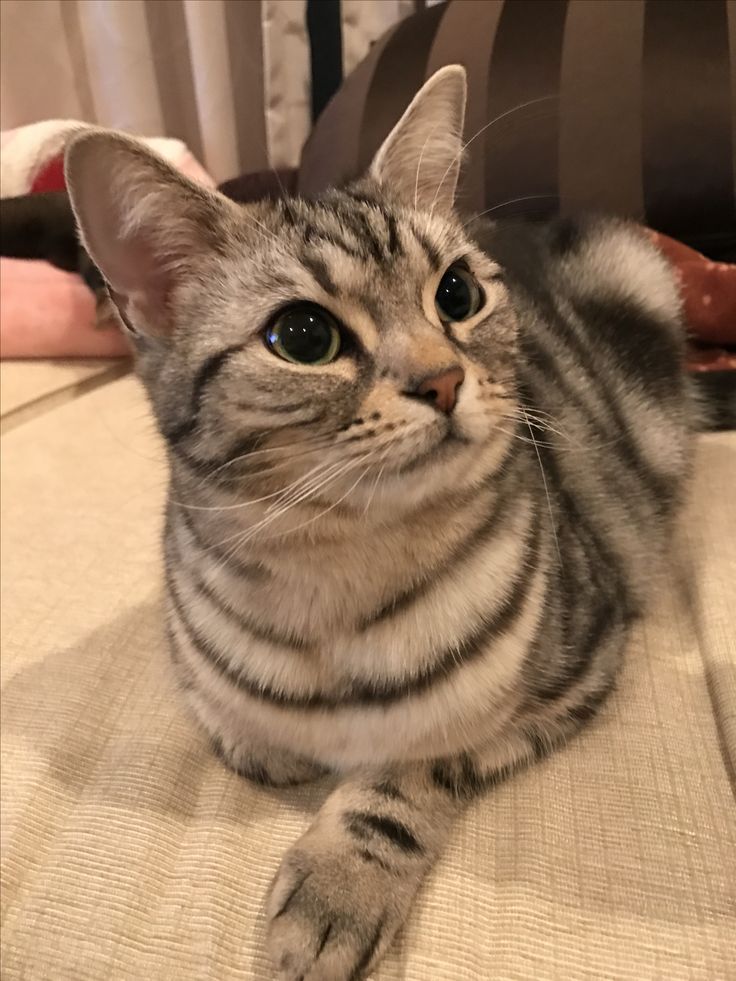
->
[1,120,214,359]
[0,258,128,358]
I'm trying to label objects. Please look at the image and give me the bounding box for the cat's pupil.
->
[280,313,330,362]
[267,306,340,365]
[435,265,479,322]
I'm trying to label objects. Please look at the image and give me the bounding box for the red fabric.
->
[686,346,736,372]
[30,154,67,194]
[649,231,736,347]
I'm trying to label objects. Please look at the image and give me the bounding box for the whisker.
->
[176,420,438,515]
[214,453,372,556]
[492,425,558,449]
[264,458,355,514]
[269,461,375,541]
[362,437,399,514]
[191,431,337,484]
[172,457,372,591]
[429,94,559,218]
[520,405,562,570]
[172,458,334,512]
[414,122,440,211]
[241,209,283,245]
[506,411,573,443]
[268,166,289,203]
[463,194,559,227]
[265,452,371,517]
[205,420,396,478]
[363,462,387,515]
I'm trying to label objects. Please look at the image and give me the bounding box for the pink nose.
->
[415,367,465,414]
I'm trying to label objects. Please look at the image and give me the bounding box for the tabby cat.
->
[65,67,693,981]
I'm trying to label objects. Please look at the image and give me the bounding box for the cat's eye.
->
[266,304,341,366]
[435,264,483,323]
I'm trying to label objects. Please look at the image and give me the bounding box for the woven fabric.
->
[0,359,126,424]
[0,358,122,419]
[1,373,735,980]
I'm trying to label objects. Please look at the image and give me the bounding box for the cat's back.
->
[472,215,695,603]
[472,214,687,387]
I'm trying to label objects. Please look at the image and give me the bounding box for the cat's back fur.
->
[474,215,693,596]
[471,216,693,721]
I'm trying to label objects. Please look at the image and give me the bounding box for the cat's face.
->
[66,67,519,514]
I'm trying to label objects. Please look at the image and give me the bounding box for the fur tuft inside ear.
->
[369,65,467,215]
[64,130,232,337]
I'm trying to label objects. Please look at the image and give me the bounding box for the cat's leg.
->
[211,729,327,787]
[266,684,613,980]
[181,681,327,787]
[266,764,463,981]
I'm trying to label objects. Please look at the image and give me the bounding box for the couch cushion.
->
[1,375,734,980]
[0,358,129,434]
[299,0,736,261]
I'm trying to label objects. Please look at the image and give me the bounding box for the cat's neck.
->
[170,431,519,564]
[167,435,530,637]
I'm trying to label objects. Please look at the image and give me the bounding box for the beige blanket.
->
[2,369,734,980]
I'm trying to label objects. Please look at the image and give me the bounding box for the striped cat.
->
[65,67,693,981]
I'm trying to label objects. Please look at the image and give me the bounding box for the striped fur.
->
[66,68,694,981]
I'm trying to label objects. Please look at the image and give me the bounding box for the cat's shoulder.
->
[543,216,682,327]
[470,214,682,329]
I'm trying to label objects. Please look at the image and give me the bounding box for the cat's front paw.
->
[266,827,423,980]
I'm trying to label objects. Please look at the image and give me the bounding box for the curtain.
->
[0,0,417,183]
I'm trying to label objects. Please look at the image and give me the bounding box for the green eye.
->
[266,304,341,365]
[435,264,483,322]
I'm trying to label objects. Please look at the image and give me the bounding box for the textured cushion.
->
[299,0,736,261]
[0,358,129,434]
[1,372,735,979]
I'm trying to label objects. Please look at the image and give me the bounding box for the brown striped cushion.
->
[299,0,736,261]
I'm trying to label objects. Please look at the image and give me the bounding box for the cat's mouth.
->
[390,425,470,476]
[443,427,472,451]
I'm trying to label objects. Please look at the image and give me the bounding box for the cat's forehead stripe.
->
[300,253,338,297]
[271,192,445,277]
[409,223,442,271]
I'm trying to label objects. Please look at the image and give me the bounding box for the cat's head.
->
[65,67,518,515]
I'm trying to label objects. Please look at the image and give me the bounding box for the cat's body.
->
[163,210,691,782]
[65,68,694,981]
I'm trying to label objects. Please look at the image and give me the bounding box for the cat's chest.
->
[189,497,490,636]
[186,492,532,673]
[203,540,424,641]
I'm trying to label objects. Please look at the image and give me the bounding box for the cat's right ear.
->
[65,130,232,337]
[369,65,467,215]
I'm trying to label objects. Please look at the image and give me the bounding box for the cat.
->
[65,66,693,981]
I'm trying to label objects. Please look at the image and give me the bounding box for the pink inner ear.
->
[123,235,171,294]
[68,133,221,336]
[108,232,177,335]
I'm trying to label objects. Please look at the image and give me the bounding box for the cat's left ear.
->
[65,129,234,337]
[369,65,466,215]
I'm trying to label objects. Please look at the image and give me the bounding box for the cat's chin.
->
[360,430,510,518]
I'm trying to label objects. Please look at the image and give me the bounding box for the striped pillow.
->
[299,0,736,261]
